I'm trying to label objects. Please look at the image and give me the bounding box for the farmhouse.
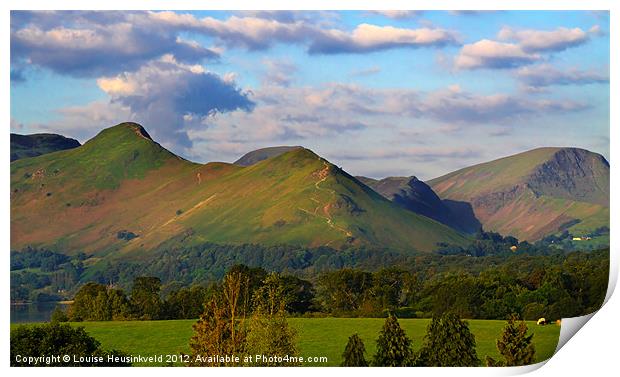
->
[572,236,592,241]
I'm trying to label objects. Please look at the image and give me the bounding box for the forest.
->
[11,230,609,322]
[47,247,608,322]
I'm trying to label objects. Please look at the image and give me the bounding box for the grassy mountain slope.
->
[428,147,609,241]
[11,123,199,253]
[142,148,467,253]
[11,123,467,255]
[11,133,81,161]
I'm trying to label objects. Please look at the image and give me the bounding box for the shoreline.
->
[10,300,73,306]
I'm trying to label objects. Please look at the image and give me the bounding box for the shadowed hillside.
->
[11,133,81,161]
[357,176,480,233]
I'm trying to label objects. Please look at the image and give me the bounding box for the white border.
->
[2,1,617,376]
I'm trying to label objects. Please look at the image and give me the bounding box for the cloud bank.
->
[11,10,462,80]
[455,25,600,70]
[11,11,219,77]
[516,64,609,88]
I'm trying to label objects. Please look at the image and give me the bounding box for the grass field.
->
[12,318,560,366]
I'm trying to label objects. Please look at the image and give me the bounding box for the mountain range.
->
[10,123,466,256]
[10,122,609,257]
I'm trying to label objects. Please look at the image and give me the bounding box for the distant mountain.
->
[428,147,609,241]
[11,133,80,161]
[357,176,479,233]
[234,146,302,166]
[10,123,467,256]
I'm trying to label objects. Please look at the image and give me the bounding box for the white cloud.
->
[367,10,422,20]
[516,64,609,88]
[498,26,593,52]
[12,10,464,80]
[454,39,540,69]
[454,25,601,70]
[48,100,132,141]
[310,23,460,53]
[261,59,297,87]
[10,118,25,132]
[331,146,481,162]
[146,11,460,54]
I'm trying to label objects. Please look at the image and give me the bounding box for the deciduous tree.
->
[189,272,248,366]
[11,322,130,366]
[130,276,162,320]
[245,273,299,366]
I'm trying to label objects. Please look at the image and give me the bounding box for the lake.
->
[10,302,70,323]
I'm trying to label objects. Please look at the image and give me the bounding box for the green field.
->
[12,318,560,366]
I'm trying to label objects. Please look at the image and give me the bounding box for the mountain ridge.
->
[11,123,467,255]
[11,132,81,161]
[11,124,608,254]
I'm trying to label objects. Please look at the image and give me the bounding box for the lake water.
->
[10,302,70,324]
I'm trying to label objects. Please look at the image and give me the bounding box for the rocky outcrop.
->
[526,148,609,206]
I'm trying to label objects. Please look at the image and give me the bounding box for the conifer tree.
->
[341,333,368,367]
[486,315,536,366]
[373,314,414,366]
[416,312,480,367]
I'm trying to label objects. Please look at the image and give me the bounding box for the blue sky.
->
[10,10,609,179]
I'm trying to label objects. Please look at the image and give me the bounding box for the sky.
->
[10,10,610,179]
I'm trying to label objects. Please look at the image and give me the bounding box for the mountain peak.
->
[251,147,326,170]
[429,146,609,240]
[550,147,609,166]
[527,147,609,206]
[234,145,303,166]
[358,174,465,230]
[35,122,181,190]
[91,122,154,143]
[125,122,153,141]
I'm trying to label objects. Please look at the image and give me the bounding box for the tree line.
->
[60,248,607,322]
[11,248,85,302]
[62,265,312,321]
[11,229,609,304]
[315,249,607,320]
